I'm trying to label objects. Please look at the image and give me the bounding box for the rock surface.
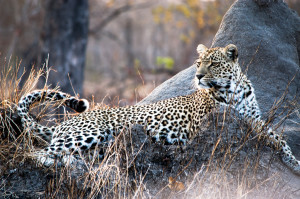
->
[1,1,300,198]
[139,0,300,157]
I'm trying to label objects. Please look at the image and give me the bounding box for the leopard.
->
[17,44,300,174]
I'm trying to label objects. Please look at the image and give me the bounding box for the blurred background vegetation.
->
[0,0,299,105]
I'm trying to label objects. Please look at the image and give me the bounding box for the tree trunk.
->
[124,17,134,74]
[39,0,89,96]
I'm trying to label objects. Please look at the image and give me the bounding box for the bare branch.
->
[89,2,153,36]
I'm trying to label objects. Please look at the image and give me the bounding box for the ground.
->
[1,106,299,199]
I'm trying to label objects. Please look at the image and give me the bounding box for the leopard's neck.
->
[204,72,262,122]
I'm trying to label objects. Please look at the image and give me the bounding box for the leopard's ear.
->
[197,44,208,55]
[224,44,238,62]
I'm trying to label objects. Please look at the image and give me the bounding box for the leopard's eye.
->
[194,60,201,68]
[210,61,220,67]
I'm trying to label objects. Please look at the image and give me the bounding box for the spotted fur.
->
[17,44,300,174]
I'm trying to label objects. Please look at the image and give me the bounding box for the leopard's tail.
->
[17,89,89,142]
[266,128,300,175]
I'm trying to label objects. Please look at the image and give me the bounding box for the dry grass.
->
[0,61,299,198]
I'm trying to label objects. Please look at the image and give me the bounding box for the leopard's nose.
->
[196,74,205,80]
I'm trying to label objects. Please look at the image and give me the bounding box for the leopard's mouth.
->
[195,75,215,89]
[197,79,222,90]
[208,81,218,88]
[197,80,212,89]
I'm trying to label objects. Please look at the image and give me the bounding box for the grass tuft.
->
[0,61,299,198]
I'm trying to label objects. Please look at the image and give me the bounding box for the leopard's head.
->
[194,44,240,90]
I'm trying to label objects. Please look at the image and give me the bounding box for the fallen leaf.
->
[168,177,185,192]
